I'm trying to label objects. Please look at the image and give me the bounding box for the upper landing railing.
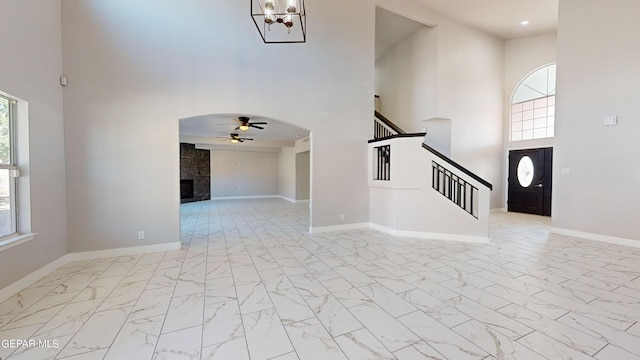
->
[374,111,406,140]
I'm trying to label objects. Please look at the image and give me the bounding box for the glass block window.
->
[511,64,556,141]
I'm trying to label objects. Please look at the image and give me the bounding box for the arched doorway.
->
[177,113,312,240]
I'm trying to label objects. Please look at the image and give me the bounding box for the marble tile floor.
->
[1,199,640,359]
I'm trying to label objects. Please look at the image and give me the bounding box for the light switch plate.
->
[603,115,618,126]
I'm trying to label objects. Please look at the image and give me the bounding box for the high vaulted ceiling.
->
[413,0,559,40]
[375,1,558,61]
[184,1,560,147]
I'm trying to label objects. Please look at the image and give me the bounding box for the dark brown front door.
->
[508,148,552,216]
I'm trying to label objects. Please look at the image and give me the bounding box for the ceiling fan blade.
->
[251,122,268,125]
[244,138,254,141]
[250,125,264,130]
[234,126,241,130]
[233,119,243,124]
[238,139,244,143]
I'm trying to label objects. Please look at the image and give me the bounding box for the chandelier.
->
[251,0,306,43]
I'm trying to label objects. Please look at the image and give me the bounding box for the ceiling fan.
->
[217,133,254,143]
[234,116,267,131]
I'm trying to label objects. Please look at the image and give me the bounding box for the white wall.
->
[422,117,451,156]
[553,0,640,241]
[375,27,438,131]
[278,147,296,201]
[375,2,505,208]
[279,137,311,201]
[211,149,279,198]
[504,33,557,150]
[62,0,374,249]
[0,0,68,288]
[295,151,310,200]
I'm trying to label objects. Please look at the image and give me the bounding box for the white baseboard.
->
[0,242,181,303]
[550,227,640,249]
[491,208,507,213]
[309,223,370,234]
[0,254,70,303]
[369,223,490,244]
[67,242,182,262]
[210,195,280,201]
[274,196,310,204]
[309,222,489,243]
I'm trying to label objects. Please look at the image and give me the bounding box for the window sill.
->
[0,233,37,253]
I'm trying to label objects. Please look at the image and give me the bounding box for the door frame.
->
[507,146,553,217]
[503,143,554,211]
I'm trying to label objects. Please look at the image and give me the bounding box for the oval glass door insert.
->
[517,156,535,187]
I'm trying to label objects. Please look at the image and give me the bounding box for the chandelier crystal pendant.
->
[251,0,306,43]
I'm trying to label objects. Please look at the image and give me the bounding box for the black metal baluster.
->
[429,161,479,218]
[432,163,437,191]
[462,182,467,212]
[382,147,387,180]
[386,146,390,180]
[378,147,382,180]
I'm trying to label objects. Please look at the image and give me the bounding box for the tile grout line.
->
[147,207,193,360]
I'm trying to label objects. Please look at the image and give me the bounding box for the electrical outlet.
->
[137,231,145,240]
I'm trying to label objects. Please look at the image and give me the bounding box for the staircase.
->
[369,111,493,243]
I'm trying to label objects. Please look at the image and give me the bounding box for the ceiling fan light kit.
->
[216,117,265,144]
[218,133,254,143]
[235,116,268,131]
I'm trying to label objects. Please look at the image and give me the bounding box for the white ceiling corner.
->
[411,0,558,40]
[376,7,428,60]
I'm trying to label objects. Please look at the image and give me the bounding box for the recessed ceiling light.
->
[520,20,530,26]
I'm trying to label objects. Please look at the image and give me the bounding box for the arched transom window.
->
[511,63,556,141]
